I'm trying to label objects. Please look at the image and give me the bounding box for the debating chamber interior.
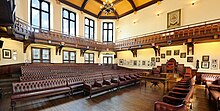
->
[1,0,220,111]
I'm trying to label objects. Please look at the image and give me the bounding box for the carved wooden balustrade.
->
[13,17,33,38]
[115,19,220,50]
[12,17,220,52]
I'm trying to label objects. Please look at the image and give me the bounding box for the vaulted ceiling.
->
[59,0,163,19]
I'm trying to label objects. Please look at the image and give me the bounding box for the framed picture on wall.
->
[156,58,160,62]
[167,9,181,29]
[151,57,155,62]
[147,61,151,67]
[161,53,165,59]
[187,57,193,62]
[211,59,218,70]
[119,59,123,65]
[202,56,209,61]
[133,60,137,66]
[3,49,11,59]
[180,53,186,58]
[201,61,210,69]
[174,50,180,55]
[142,60,146,66]
[166,50,171,56]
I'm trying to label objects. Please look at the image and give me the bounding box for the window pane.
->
[85,18,89,25]
[109,23,113,29]
[33,60,41,63]
[70,21,75,36]
[42,2,49,12]
[32,0,39,8]
[109,30,113,41]
[90,28,94,39]
[42,49,49,59]
[63,10,68,18]
[103,30,107,41]
[85,26,89,38]
[63,19,68,34]
[70,13,75,20]
[84,53,89,60]
[104,23,108,29]
[90,20,94,27]
[42,12,49,29]
[32,48,40,59]
[70,52,75,60]
[90,54,94,60]
[32,8,40,27]
[103,57,107,64]
[63,51,69,60]
[108,57,112,64]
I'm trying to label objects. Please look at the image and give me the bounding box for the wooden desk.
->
[141,75,168,93]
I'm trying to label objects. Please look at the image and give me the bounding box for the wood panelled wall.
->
[0,63,24,77]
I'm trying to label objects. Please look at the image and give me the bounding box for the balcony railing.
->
[12,17,220,52]
[115,18,220,50]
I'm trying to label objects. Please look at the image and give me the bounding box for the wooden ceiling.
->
[59,0,163,19]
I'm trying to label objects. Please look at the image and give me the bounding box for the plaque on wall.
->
[166,50,172,56]
[156,58,160,62]
[161,53,165,59]
[174,50,180,55]
[202,55,209,61]
[167,9,181,29]
[187,57,193,62]
[211,59,218,70]
[201,61,210,69]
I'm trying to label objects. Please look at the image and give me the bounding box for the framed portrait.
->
[180,53,186,58]
[161,53,165,59]
[129,60,133,66]
[142,61,146,66]
[3,49,11,59]
[167,9,181,29]
[166,50,172,56]
[187,57,193,62]
[119,59,123,65]
[156,58,160,62]
[133,60,137,66]
[151,61,156,66]
[174,50,180,55]
[147,61,151,67]
[201,61,210,69]
[202,56,209,61]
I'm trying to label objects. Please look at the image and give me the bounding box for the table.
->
[141,75,168,93]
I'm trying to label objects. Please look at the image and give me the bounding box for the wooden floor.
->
[0,83,216,111]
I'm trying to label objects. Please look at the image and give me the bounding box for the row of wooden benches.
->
[11,72,142,110]
[154,76,195,111]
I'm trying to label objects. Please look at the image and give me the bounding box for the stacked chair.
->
[154,76,196,111]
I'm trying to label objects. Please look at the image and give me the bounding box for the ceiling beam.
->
[94,0,103,4]
[127,0,137,12]
[97,9,104,19]
[81,0,89,11]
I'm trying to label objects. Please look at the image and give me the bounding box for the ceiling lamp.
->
[100,0,115,15]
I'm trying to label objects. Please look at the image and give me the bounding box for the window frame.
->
[30,0,50,30]
[102,22,114,42]
[62,50,76,63]
[84,53,94,63]
[31,47,51,63]
[62,8,76,36]
[84,17,95,40]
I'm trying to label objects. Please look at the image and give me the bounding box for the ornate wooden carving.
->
[80,49,87,57]
[166,58,178,73]
[23,41,31,53]
[56,44,64,55]
[130,49,137,57]
[152,46,160,56]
